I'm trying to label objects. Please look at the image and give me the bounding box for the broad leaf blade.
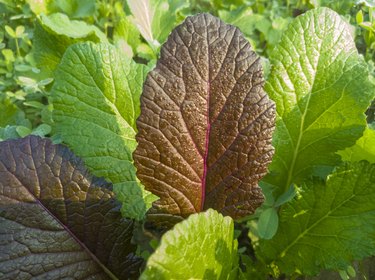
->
[127,0,188,45]
[140,209,238,279]
[257,161,375,276]
[151,0,189,44]
[33,13,107,76]
[337,126,375,163]
[127,0,155,43]
[51,42,156,220]
[264,8,375,196]
[134,13,275,220]
[0,136,141,279]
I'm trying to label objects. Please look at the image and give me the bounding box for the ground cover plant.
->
[1,1,375,279]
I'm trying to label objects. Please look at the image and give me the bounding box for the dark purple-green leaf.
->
[134,13,275,220]
[0,136,141,279]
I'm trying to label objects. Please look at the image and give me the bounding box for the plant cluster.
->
[1,1,375,280]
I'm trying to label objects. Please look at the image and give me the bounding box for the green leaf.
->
[15,25,25,37]
[16,125,32,137]
[264,8,375,197]
[257,161,375,276]
[51,42,156,220]
[4,25,15,38]
[274,184,296,207]
[15,64,33,72]
[27,0,96,17]
[114,14,141,57]
[26,0,53,14]
[218,6,259,36]
[127,0,188,45]
[356,10,364,23]
[0,98,25,127]
[337,126,375,163]
[31,123,52,136]
[2,49,15,64]
[151,0,188,44]
[140,209,238,279]
[24,100,45,108]
[54,0,96,18]
[347,265,356,278]
[257,207,279,240]
[33,13,107,76]
[0,126,19,141]
[0,136,141,279]
[359,21,375,32]
[0,97,30,141]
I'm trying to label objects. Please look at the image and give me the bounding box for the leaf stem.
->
[15,37,20,57]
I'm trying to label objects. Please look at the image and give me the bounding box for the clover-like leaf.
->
[0,136,141,279]
[134,13,275,221]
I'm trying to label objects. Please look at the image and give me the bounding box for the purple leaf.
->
[134,13,275,221]
[0,136,141,279]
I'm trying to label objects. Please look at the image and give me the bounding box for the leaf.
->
[257,207,279,240]
[51,42,156,220]
[264,8,375,197]
[151,0,189,44]
[218,6,259,36]
[114,14,142,57]
[0,98,26,127]
[16,125,32,137]
[0,98,31,141]
[54,0,96,18]
[274,184,296,207]
[0,135,141,279]
[31,123,52,137]
[140,209,238,279]
[27,0,95,17]
[26,0,53,15]
[127,0,154,43]
[134,13,275,221]
[33,13,107,76]
[15,25,25,37]
[257,161,375,276]
[337,126,375,163]
[127,0,188,45]
[5,25,16,38]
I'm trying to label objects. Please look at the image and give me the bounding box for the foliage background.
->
[1,0,375,279]
[1,0,374,141]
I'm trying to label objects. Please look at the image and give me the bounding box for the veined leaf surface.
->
[127,0,188,45]
[51,42,156,220]
[34,13,107,76]
[0,136,141,279]
[337,126,375,163]
[264,8,375,196]
[257,161,375,275]
[134,13,275,220]
[140,209,238,279]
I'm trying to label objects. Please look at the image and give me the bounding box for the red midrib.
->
[201,80,211,211]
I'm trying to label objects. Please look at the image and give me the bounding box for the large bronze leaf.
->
[134,13,275,221]
[0,136,141,279]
